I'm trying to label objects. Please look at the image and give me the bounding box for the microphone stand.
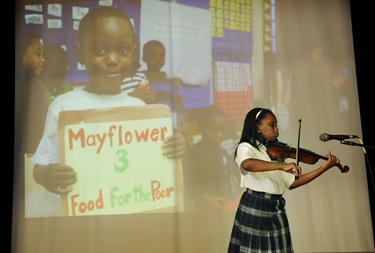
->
[340,140,375,149]
[341,140,375,196]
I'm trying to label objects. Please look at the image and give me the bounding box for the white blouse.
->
[235,142,295,194]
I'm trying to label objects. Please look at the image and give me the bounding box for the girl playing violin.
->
[227,107,341,253]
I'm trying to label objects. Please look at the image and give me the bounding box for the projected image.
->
[23,3,190,217]
[19,0,357,219]
[20,0,252,218]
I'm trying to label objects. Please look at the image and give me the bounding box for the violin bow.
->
[295,119,302,180]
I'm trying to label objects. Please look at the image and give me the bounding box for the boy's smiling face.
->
[144,44,165,72]
[23,37,45,77]
[75,16,136,95]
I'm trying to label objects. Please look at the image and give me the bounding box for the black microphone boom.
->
[319,133,358,142]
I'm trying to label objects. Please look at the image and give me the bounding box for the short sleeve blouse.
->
[235,142,295,194]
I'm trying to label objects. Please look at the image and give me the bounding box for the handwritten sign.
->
[58,104,183,216]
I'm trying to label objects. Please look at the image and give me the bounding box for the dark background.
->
[9,0,374,251]
[350,0,375,246]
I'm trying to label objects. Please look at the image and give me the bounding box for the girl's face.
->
[23,38,45,77]
[257,113,279,142]
[76,17,136,95]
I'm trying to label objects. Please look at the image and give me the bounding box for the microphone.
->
[319,133,358,142]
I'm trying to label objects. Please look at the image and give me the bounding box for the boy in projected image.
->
[141,39,186,110]
[19,31,45,154]
[22,31,45,79]
[36,45,72,106]
[27,45,73,154]
[122,40,199,109]
[31,7,186,199]
[120,36,156,104]
[182,105,242,212]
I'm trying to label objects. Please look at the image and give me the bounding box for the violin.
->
[266,141,349,173]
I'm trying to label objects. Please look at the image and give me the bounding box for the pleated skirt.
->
[228,189,293,253]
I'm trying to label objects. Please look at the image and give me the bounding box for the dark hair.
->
[78,6,135,46]
[196,105,227,132]
[234,107,274,157]
[18,31,40,55]
[142,40,165,58]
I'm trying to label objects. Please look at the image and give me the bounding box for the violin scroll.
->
[337,163,349,173]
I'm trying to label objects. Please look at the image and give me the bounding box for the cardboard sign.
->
[58,104,183,216]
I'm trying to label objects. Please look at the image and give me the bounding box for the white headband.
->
[255,109,263,121]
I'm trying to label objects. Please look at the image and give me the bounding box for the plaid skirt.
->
[228,189,293,253]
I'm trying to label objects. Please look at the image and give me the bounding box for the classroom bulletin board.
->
[21,0,254,118]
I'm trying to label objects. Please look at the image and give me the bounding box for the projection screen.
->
[13,0,374,252]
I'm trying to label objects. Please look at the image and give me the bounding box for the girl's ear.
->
[73,43,84,65]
